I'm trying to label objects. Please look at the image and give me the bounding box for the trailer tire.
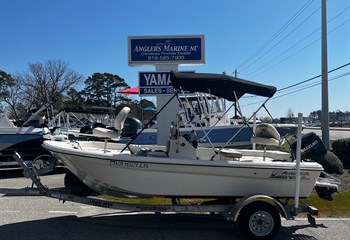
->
[238,201,281,240]
[32,155,57,175]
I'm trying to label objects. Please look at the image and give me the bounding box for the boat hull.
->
[44,141,322,198]
[0,131,48,165]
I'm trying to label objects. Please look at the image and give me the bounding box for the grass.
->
[102,191,350,218]
[299,191,350,217]
[278,138,350,217]
[102,195,173,205]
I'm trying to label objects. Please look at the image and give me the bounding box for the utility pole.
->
[321,0,330,149]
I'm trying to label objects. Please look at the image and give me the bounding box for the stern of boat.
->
[314,171,341,200]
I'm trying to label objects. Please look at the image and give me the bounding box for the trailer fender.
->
[232,195,288,222]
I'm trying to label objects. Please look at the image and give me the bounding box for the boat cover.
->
[170,71,277,102]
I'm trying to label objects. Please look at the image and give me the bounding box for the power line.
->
[237,0,316,73]
[248,17,350,79]
[272,71,350,100]
[242,71,349,107]
[240,63,350,106]
[278,62,350,92]
[328,6,350,23]
[241,5,321,76]
[237,3,349,78]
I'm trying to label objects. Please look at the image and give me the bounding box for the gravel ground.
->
[337,169,350,192]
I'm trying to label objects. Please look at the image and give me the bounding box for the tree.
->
[287,108,294,119]
[81,72,129,107]
[0,70,23,120]
[116,98,156,123]
[0,70,14,104]
[309,110,322,121]
[0,70,11,93]
[1,61,83,121]
[140,98,156,123]
[18,60,83,115]
[63,88,85,108]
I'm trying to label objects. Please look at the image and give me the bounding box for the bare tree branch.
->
[19,60,83,114]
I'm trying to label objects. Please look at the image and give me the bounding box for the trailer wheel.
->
[238,201,281,240]
[32,155,57,175]
[64,171,93,196]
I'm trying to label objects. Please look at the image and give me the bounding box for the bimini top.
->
[170,71,277,102]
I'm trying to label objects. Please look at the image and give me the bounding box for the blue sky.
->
[1,0,349,118]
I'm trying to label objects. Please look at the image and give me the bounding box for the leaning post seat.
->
[93,106,131,153]
[92,106,131,140]
[114,106,131,131]
[92,127,120,140]
[251,123,281,161]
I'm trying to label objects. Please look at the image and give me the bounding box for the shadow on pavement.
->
[0,213,239,240]
[277,222,328,240]
[0,211,328,240]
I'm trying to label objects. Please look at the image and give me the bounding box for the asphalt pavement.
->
[0,168,349,240]
[303,127,350,140]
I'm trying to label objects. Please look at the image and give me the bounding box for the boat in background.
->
[120,92,298,148]
[0,104,64,169]
[48,106,143,138]
[48,90,297,148]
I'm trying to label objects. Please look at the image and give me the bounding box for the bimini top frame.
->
[169,71,277,149]
[123,71,276,151]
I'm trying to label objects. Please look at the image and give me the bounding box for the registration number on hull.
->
[110,160,149,169]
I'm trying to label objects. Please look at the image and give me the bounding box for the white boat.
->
[43,72,336,199]
[0,107,66,168]
[119,92,298,148]
[0,111,50,166]
[120,122,298,148]
[44,139,323,198]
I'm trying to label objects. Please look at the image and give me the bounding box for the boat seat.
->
[219,149,242,159]
[92,106,131,140]
[92,107,131,153]
[114,106,131,131]
[251,123,280,146]
[251,123,281,161]
[93,127,120,140]
[251,136,280,146]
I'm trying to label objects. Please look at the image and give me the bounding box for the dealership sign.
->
[139,71,174,95]
[128,35,205,66]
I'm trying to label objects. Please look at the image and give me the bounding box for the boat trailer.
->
[0,152,322,240]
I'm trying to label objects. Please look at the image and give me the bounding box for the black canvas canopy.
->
[170,71,277,102]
